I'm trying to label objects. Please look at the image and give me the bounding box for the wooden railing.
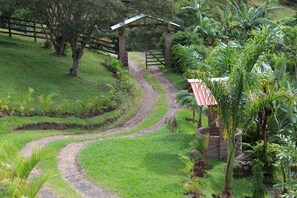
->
[0,17,119,58]
[86,37,118,58]
[0,17,47,41]
[145,50,165,68]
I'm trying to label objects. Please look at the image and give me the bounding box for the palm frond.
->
[23,173,50,197]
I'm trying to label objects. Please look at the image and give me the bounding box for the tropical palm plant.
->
[194,15,221,46]
[275,135,297,196]
[171,44,203,73]
[176,90,203,127]
[194,27,283,197]
[228,0,282,41]
[0,141,50,198]
[181,0,208,22]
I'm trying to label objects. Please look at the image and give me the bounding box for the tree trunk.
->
[198,107,202,128]
[222,129,236,198]
[0,12,12,28]
[70,46,83,76]
[295,64,297,80]
[54,36,67,56]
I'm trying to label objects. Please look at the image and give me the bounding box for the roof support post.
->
[164,26,172,67]
[118,28,127,67]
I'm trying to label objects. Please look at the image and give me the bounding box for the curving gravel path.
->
[21,56,179,198]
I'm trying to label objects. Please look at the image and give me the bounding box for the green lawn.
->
[79,128,193,198]
[249,0,296,20]
[78,109,252,198]
[160,67,188,90]
[200,160,252,197]
[0,35,115,113]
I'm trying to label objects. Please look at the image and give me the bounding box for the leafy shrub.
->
[0,96,12,117]
[0,141,50,197]
[77,99,94,116]
[19,87,35,116]
[275,135,297,195]
[166,117,179,132]
[251,159,267,198]
[159,31,204,49]
[38,93,57,115]
[171,44,203,73]
[55,100,71,117]
[105,58,122,74]
[180,154,203,197]
[246,141,281,184]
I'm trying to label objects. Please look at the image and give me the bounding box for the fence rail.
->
[145,50,165,68]
[0,17,119,58]
[0,17,47,42]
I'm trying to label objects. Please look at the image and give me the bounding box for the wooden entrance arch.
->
[111,14,180,67]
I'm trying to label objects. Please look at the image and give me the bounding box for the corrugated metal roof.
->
[188,77,229,106]
[111,14,180,30]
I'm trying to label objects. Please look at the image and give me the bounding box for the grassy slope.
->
[0,35,115,113]
[0,34,142,157]
[249,0,296,20]
[209,0,296,20]
[79,109,252,198]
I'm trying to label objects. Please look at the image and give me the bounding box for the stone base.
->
[196,126,242,160]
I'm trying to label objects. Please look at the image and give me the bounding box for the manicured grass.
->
[79,127,193,198]
[176,108,208,135]
[79,108,252,198]
[0,35,115,113]
[200,160,252,197]
[160,67,188,90]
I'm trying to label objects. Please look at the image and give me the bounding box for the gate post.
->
[164,26,172,67]
[118,27,127,67]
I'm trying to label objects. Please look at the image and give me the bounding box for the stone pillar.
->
[118,28,126,67]
[164,27,172,67]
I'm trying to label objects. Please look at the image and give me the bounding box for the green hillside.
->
[0,35,115,113]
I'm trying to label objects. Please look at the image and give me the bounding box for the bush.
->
[247,141,281,184]
[38,93,57,115]
[19,87,35,116]
[251,159,267,198]
[105,58,122,74]
[0,96,12,117]
[159,31,204,48]
[105,58,137,108]
[170,44,203,73]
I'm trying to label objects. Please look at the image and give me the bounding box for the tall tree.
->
[124,0,175,18]
[29,0,123,76]
[0,0,23,17]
